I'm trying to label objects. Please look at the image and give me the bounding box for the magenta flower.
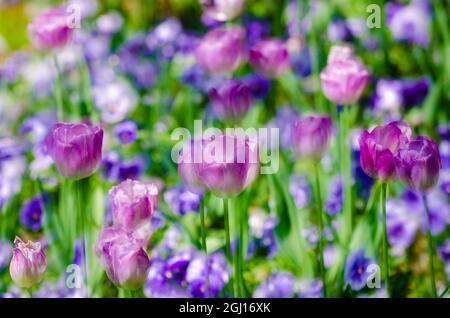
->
[28,7,73,50]
[291,115,334,161]
[109,179,158,233]
[195,26,245,75]
[178,134,259,198]
[394,136,441,192]
[10,237,47,288]
[320,45,370,105]
[95,227,150,290]
[359,121,412,181]
[209,79,251,122]
[249,39,290,78]
[44,123,104,180]
[200,0,245,22]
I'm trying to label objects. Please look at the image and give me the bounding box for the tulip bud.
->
[320,45,370,105]
[10,237,47,288]
[291,115,334,161]
[249,39,290,78]
[109,179,158,232]
[195,26,245,75]
[209,79,251,122]
[359,121,411,181]
[95,227,150,290]
[44,123,104,180]
[178,134,259,198]
[28,7,73,50]
[395,136,441,192]
[200,0,245,22]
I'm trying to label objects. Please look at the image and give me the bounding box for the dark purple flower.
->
[209,79,251,122]
[244,18,270,47]
[114,121,138,145]
[439,239,450,264]
[253,271,295,298]
[164,184,203,215]
[242,74,271,99]
[290,47,311,78]
[395,136,442,192]
[344,249,376,291]
[248,210,278,258]
[327,18,353,42]
[118,156,147,182]
[20,196,44,232]
[325,176,343,215]
[359,121,412,181]
[101,151,120,181]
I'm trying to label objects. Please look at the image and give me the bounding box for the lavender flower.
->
[114,121,138,145]
[297,279,323,298]
[163,184,203,215]
[325,176,343,215]
[242,74,271,99]
[344,249,377,291]
[0,240,12,270]
[289,174,311,209]
[253,271,295,298]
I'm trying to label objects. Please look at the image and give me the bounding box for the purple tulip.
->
[28,7,73,50]
[195,26,245,75]
[395,136,442,192]
[249,39,290,78]
[109,179,158,233]
[208,79,251,122]
[178,133,259,198]
[320,45,370,105]
[359,121,412,181]
[44,123,103,180]
[200,0,245,22]
[291,115,334,161]
[10,237,47,288]
[95,226,150,290]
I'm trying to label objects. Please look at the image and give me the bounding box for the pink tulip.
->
[200,0,245,22]
[95,227,150,290]
[109,179,158,233]
[249,39,290,78]
[178,133,259,197]
[10,237,47,288]
[28,7,73,50]
[195,26,245,75]
[320,45,370,105]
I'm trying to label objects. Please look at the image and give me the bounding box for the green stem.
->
[199,198,210,297]
[314,164,327,297]
[237,197,246,298]
[53,55,64,121]
[339,106,352,245]
[223,198,235,297]
[422,194,438,298]
[75,180,90,297]
[380,183,390,297]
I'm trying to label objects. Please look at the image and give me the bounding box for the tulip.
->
[109,179,159,233]
[320,45,370,105]
[10,237,47,288]
[95,227,150,290]
[28,7,73,50]
[195,26,245,75]
[291,115,334,161]
[359,121,411,181]
[178,133,259,198]
[44,123,103,180]
[249,39,290,78]
[200,0,245,22]
[395,136,441,193]
[208,79,251,122]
